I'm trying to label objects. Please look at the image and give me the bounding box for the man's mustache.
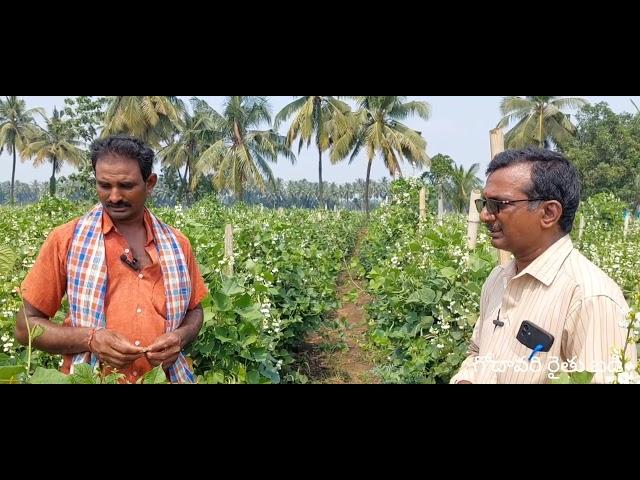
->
[106,202,131,208]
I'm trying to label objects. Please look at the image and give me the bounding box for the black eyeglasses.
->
[475,197,547,215]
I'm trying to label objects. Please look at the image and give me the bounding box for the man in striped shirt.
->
[451,147,636,384]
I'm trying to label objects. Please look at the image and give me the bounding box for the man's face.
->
[95,154,157,222]
[480,163,544,256]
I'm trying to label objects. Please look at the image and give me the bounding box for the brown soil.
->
[297,230,379,384]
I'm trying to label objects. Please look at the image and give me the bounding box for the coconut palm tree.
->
[198,96,295,201]
[0,96,44,204]
[157,98,220,202]
[274,96,351,206]
[21,108,86,196]
[497,96,588,149]
[449,163,482,213]
[331,96,431,214]
[102,96,184,146]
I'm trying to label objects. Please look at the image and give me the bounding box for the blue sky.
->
[1,96,635,184]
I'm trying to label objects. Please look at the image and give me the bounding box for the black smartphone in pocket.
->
[516,321,554,352]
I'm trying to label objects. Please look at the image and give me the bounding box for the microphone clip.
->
[120,253,140,271]
[492,308,504,327]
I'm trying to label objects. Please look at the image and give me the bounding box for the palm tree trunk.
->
[235,171,244,203]
[50,157,58,196]
[10,143,17,205]
[365,157,373,215]
[185,161,191,204]
[318,148,323,207]
[539,108,544,148]
[175,164,187,202]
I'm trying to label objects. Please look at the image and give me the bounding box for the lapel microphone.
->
[493,308,504,327]
[120,253,140,271]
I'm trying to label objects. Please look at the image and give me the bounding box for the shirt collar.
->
[101,207,155,246]
[499,234,574,287]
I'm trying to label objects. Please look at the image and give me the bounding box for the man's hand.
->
[145,331,182,369]
[90,329,145,369]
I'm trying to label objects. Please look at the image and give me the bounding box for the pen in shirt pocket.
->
[528,344,544,362]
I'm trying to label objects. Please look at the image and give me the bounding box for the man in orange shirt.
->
[15,135,208,383]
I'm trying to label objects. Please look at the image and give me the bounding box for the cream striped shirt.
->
[450,235,635,384]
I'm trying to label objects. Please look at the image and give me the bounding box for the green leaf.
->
[407,288,436,304]
[31,324,45,341]
[550,372,572,384]
[0,365,26,382]
[568,371,595,384]
[235,305,263,322]
[259,365,281,384]
[221,278,245,296]
[234,294,252,309]
[103,372,125,384]
[69,363,99,384]
[450,330,464,341]
[439,267,457,281]
[203,309,216,326]
[252,348,268,362]
[0,244,16,276]
[241,335,258,348]
[30,367,71,384]
[468,255,489,273]
[238,321,258,337]
[204,370,225,384]
[140,365,167,384]
[245,258,257,273]
[212,292,232,312]
[408,241,421,252]
[425,232,447,246]
[203,370,225,384]
[464,281,482,296]
[254,283,268,294]
[246,370,260,384]
[214,331,234,343]
[420,316,434,329]
[405,311,418,324]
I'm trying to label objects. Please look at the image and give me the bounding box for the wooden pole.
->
[467,190,482,249]
[578,214,585,240]
[419,187,426,221]
[624,211,630,239]
[490,128,512,266]
[224,224,234,276]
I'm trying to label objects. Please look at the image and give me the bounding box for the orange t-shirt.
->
[20,209,208,383]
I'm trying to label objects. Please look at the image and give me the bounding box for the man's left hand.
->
[145,331,182,369]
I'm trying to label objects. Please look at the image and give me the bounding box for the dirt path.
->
[298,230,379,384]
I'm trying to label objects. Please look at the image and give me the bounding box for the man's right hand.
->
[89,329,145,369]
